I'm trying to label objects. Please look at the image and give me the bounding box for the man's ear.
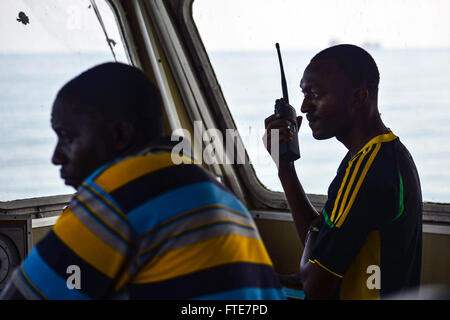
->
[110,120,135,153]
[352,88,369,109]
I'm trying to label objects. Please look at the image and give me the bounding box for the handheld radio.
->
[275,43,300,161]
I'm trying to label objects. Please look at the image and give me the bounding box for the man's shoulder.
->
[86,137,200,191]
[85,144,240,209]
[365,136,418,188]
[95,153,223,194]
[363,137,400,182]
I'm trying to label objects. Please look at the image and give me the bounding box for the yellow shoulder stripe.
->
[94,152,192,193]
[131,234,272,284]
[350,131,397,162]
[330,145,372,223]
[364,131,397,146]
[330,132,393,228]
[335,143,381,227]
[330,155,356,223]
[333,148,369,223]
[53,209,125,279]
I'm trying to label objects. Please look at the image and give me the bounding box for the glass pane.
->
[193,0,450,202]
[0,0,129,200]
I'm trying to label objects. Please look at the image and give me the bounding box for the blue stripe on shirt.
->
[22,248,91,300]
[128,182,250,235]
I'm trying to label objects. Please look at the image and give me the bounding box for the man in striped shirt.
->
[0,62,284,300]
[264,44,422,299]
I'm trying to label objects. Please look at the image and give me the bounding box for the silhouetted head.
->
[311,44,380,101]
[300,44,380,140]
[51,62,163,189]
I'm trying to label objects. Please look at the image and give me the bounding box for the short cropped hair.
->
[311,44,380,100]
[56,62,164,140]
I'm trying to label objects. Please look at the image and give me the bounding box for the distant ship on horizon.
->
[362,41,381,49]
[328,38,381,49]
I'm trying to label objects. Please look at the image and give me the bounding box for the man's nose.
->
[52,142,66,165]
[300,98,312,114]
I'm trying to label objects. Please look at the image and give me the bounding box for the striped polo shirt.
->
[3,143,284,300]
[309,131,422,299]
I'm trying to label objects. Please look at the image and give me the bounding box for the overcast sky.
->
[0,0,449,53]
[194,0,450,51]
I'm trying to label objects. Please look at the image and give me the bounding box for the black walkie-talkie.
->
[275,43,300,161]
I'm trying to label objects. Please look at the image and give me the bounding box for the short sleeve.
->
[309,202,374,278]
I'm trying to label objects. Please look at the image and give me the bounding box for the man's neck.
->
[338,115,389,157]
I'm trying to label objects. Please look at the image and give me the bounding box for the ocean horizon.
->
[0,48,449,203]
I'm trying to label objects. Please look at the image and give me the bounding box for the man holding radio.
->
[264,44,422,299]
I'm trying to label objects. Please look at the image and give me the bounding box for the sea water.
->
[0,49,449,203]
[209,49,450,203]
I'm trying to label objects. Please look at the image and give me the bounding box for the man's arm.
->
[278,162,319,243]
[298,218,341,299]
[264,112,341,299]
[264,113,319,243]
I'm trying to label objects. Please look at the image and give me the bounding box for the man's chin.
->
[63,178,80,190]
[312,130,332,140]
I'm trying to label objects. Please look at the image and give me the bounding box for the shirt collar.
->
[350,131,398,161]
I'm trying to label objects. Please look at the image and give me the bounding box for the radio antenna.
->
[276,43,289,104]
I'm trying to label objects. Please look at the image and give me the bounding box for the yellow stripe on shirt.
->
[139,218,257,257]
[330,159,354,223]
[335,143,382,228]
[94,153,193,193]
[349,131,397,162]
[308,259,343,278]
[331,131,397,227]
[131,234,272,284]
[333,144,374,224]
[363,131,397,147]
[331,147,370,224]
[53,209,125,279]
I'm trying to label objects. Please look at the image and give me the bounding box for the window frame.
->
[163,0,450,223]
[0,0,134,203]
[1,0,449,226]
[164,0,287,210]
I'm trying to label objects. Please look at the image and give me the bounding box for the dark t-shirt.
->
[309,132,422,299]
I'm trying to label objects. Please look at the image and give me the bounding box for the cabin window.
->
[193,0,450,203]
[0,0,128,201]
